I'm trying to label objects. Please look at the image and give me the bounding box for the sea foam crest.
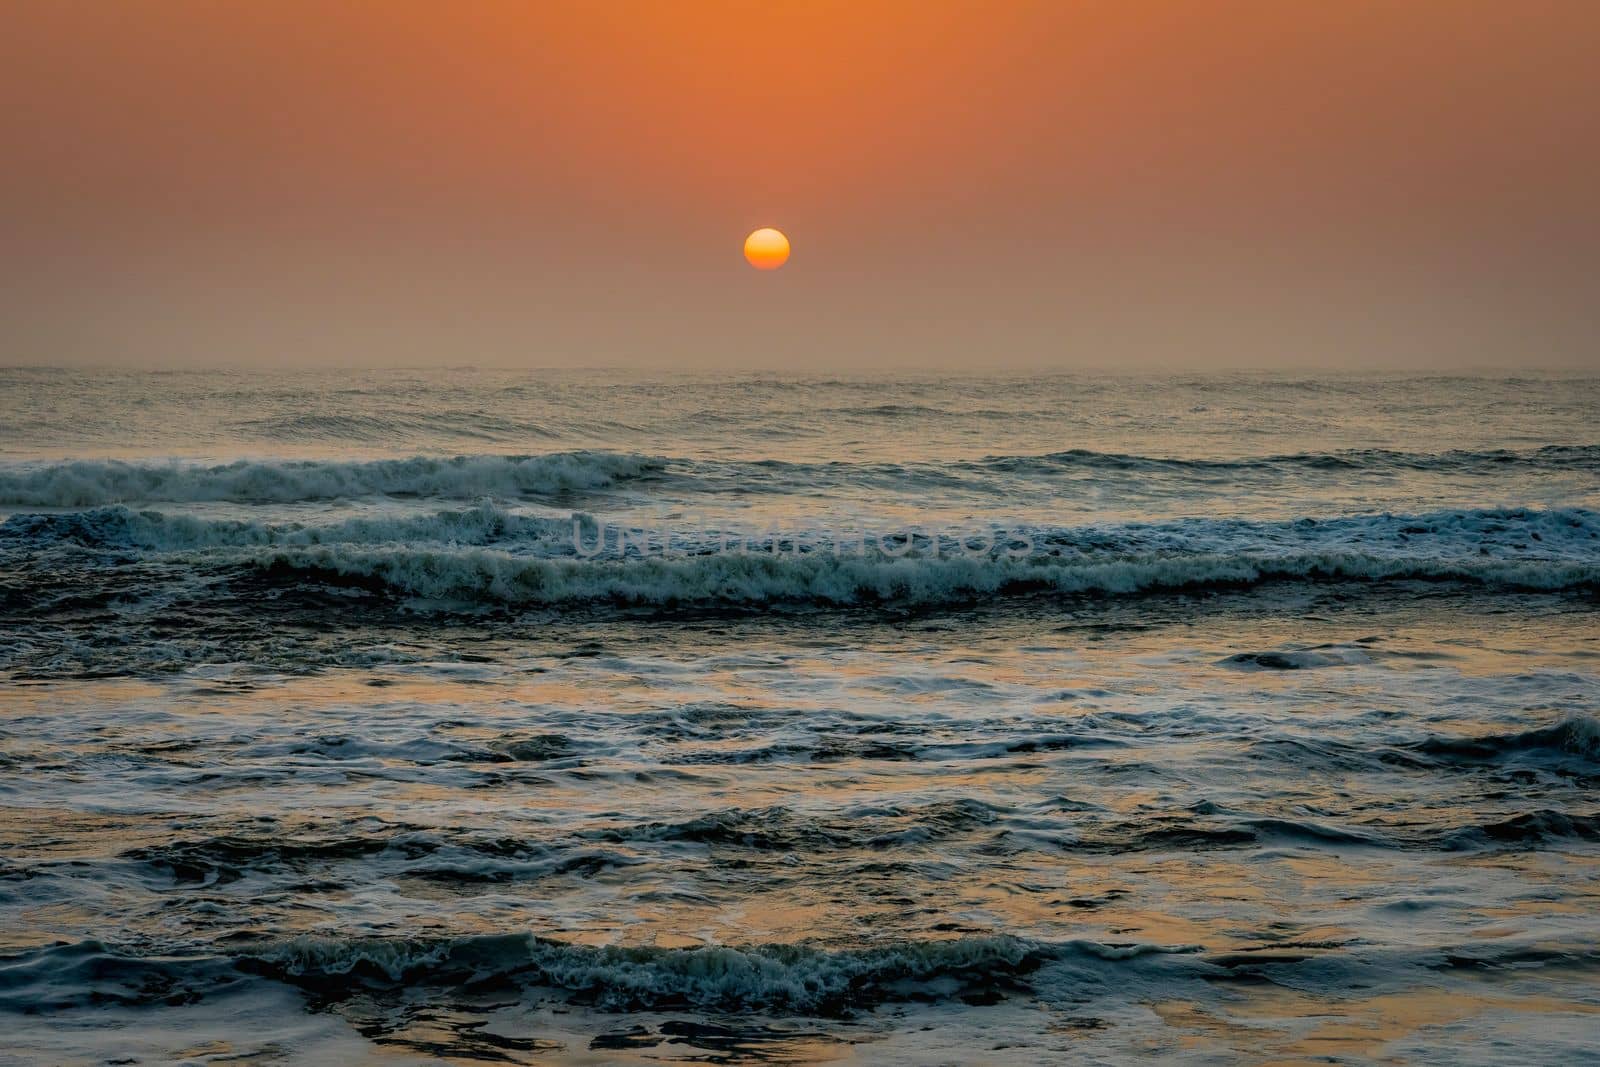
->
[196,506,1600,607]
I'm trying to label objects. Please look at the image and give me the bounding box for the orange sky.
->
[2,2,1597,369]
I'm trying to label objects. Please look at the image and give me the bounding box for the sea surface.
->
[1,368,1597,1064]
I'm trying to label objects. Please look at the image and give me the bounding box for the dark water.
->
[1,369,1598,1064]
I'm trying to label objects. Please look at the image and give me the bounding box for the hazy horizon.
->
[4,2,1598,371]
[3,360,1597,377]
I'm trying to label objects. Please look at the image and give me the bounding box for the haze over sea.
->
[2,368,1598,1063]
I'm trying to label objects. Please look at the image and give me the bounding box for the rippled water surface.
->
[1,370,1597,1064]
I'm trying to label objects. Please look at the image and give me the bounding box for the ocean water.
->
[1,368,1597,1065]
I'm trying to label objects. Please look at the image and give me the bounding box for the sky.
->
[2,1,1597,371]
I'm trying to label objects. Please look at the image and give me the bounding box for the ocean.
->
[1,368,1597,1064]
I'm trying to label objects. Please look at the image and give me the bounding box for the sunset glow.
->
[2,5,1595,367]
[2,6,1598,1063]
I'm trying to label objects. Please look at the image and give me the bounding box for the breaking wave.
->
[245,541,1599,609]
[3,505,1594,614]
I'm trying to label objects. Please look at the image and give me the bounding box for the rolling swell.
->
[245,540,1599,610]
[0,501,581,550]
[0,451,660,506]
[1411,715,1600,763]
[241,933,1173,1014]
[985,444,1600,474]
[0,934,1194,1016]
[233,410,561,444]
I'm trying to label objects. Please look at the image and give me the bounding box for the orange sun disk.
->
[743,228,790,270]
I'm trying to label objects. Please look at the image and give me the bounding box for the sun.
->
[743,227,790,270]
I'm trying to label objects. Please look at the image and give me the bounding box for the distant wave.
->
[974,444,1600,475]
[2,444,1593,507]
[232,411,562,444]
[716,444,1600,488]
[814,403,950,417]
[0,501,580,549]
[0,452,660,506]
